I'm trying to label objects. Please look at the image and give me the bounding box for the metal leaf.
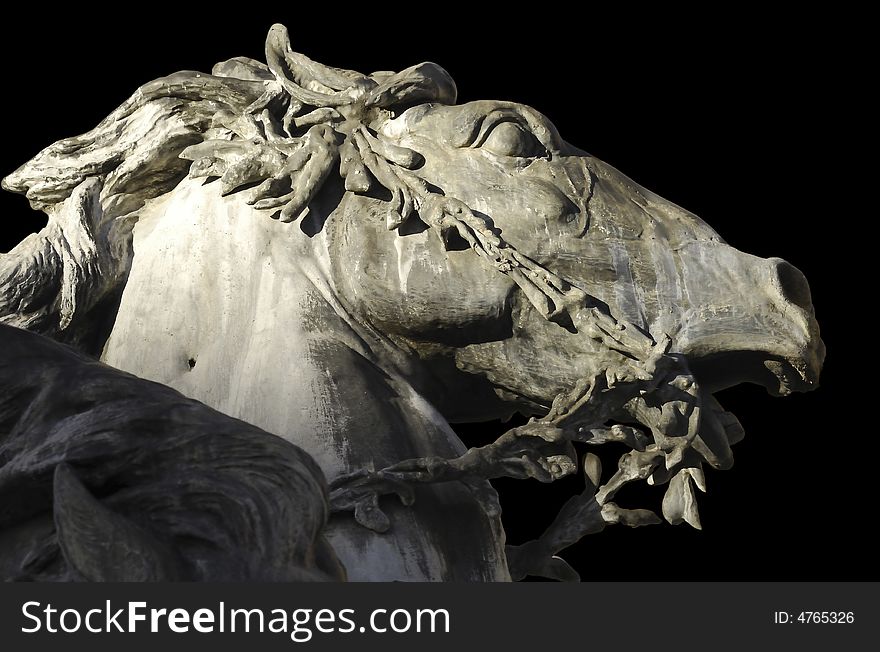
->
[662,469,702,529]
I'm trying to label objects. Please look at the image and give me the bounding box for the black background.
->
[0,8,868,580]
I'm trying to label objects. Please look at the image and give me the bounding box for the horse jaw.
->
[446,242,825,414]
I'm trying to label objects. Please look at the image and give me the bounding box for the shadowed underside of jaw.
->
[688,347,824,398]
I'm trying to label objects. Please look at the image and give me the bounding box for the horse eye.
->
[481,121,544,158]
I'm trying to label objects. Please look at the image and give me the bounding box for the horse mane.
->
[1,23,585,346]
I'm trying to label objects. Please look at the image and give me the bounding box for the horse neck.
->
[99,176,463,478]
[58,175,509,581]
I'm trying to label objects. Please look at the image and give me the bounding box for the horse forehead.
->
[384,101,722,248]
[381,99,558,148]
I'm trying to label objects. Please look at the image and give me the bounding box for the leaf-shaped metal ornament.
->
[662,468,702,529]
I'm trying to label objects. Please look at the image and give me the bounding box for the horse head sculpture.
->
[0,25,823,581]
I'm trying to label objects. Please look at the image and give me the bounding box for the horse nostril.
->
[772,258,813,312]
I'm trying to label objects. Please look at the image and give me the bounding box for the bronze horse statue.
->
[0,25,823,581]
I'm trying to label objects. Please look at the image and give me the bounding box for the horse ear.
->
[53,464,182,581]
